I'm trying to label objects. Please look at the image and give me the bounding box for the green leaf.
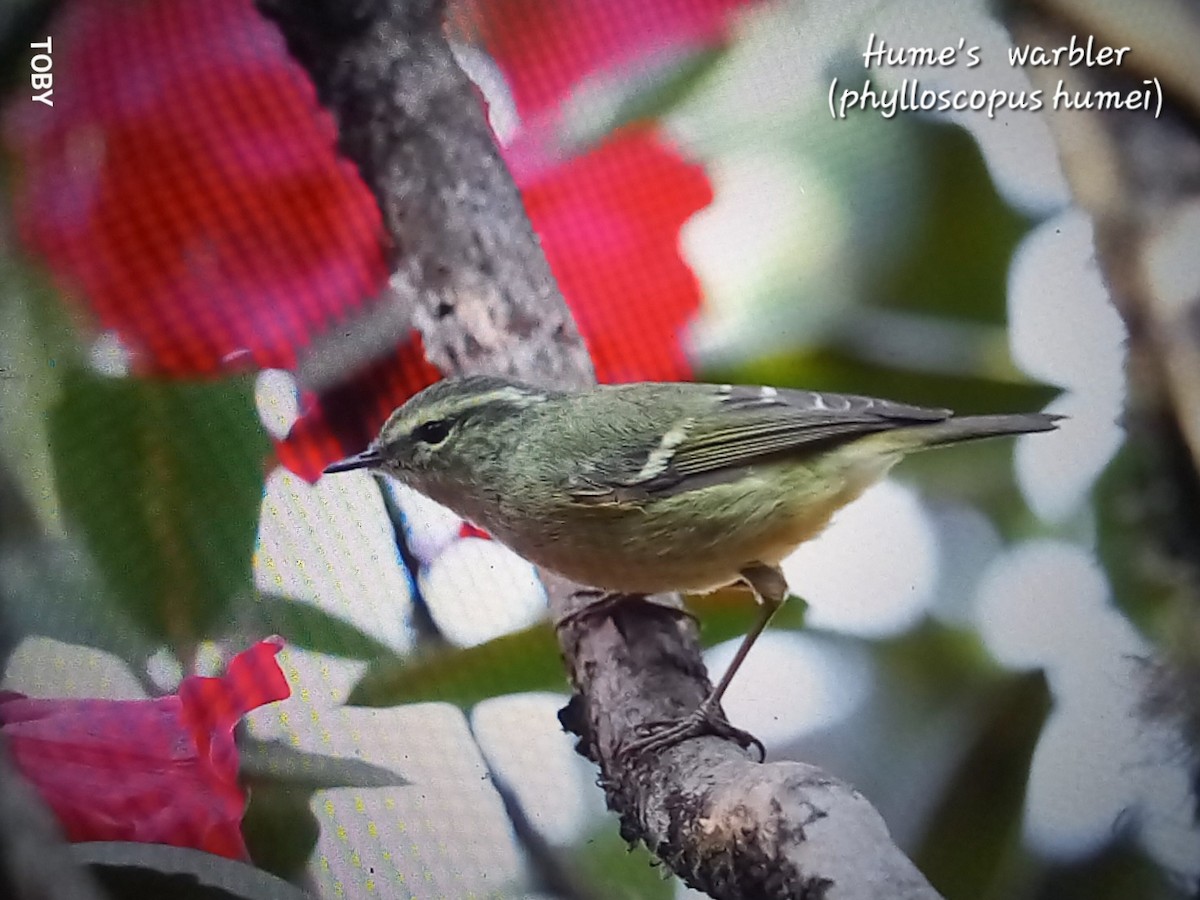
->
[0,533,156,666]
[0,252,82,531]
[49,370,268,651]
[240,782,321,884]
[684,588,808,647]
[239,739,409,883]
[348,622,566,708]
[235,593,399,661]
[872,617,1001,708]
[348,593,808,709]
[239,738,409,790]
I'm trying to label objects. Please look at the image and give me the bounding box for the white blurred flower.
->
[1009,211,1127,521]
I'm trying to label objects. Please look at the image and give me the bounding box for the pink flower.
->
[0,638,291,860]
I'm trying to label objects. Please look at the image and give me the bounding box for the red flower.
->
[5,0,715,482]
[459,521,492,540]
[515,127,710,384]
[0,638,290,860]
[5,0,388,375]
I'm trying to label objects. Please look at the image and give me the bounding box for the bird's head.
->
[323,375,553,492]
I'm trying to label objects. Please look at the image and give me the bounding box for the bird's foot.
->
[619,705,765,763]
[554,590,698,632]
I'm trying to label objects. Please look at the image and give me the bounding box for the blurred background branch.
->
[1004,0,1200,822]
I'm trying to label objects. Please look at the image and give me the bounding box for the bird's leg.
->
[554,589,699,632]
[619,563,787,763]
[703,564,786,711]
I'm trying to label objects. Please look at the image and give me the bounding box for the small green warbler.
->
[326,376,1059,756]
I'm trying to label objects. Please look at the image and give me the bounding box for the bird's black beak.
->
[323,448,384,474]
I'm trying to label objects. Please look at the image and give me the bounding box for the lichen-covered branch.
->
[255,1,943,895]
[557,604,941,899]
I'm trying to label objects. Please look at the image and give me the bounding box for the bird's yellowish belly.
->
[513,453,896,596]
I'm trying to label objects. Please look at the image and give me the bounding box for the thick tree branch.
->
[255,1,942,895]
[256,0,593,387]
[557,605,939,899]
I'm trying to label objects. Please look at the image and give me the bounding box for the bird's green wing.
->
[566,384,950,503]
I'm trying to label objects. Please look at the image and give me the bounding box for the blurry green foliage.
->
[348,619,565,707]
[564,43,729,151]
[871,617,1001,709]
[865,123,1030,326]
[239,737,410,791]
[914,671,1051,900]
[236,593,400,661]
[0,255,79,528]
[241,782,323,883]
[49,370,268,655]
[348,591,805,708]
[688,587,809,645]
[1094,443,1188,639]
[0,533,156,668]
[568,825,675,900]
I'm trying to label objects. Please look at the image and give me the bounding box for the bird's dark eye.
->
[412,418,452,445]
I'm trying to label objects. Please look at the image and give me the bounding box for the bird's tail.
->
[864,412,1063,455]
